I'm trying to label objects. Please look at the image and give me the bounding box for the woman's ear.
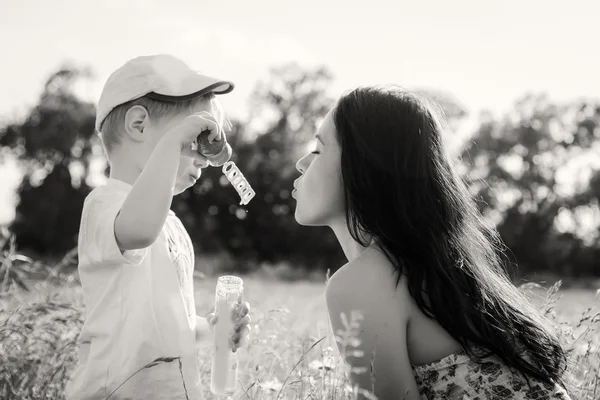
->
[124,105,149,142]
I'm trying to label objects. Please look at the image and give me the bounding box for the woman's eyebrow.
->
[315,134,325,144]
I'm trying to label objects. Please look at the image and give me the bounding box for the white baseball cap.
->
[95,54,234,132]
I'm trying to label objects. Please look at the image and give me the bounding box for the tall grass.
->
[0,251,598,399]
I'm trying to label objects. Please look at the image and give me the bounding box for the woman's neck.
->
[329,218,372,262]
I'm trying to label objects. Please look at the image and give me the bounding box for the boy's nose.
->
[194,157,209,168]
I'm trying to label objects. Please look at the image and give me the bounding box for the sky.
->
[0,0,599,224]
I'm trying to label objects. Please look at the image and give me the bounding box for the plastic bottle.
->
[210,275,244,396]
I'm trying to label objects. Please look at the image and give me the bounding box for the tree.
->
[0,64,97,255]
[459,93,600,276]
[3,62,598,278]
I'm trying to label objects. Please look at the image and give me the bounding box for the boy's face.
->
[139,100,215,195]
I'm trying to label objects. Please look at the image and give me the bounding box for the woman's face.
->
[293,109,345,226]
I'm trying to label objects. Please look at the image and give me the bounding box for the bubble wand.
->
[195,128,256,205]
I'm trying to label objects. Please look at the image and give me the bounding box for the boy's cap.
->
[95,54,234,131]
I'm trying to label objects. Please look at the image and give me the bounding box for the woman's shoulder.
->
[327,245,408,291]
[325,245,413,322]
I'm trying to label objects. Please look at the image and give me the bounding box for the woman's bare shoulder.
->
[325,246,412,320]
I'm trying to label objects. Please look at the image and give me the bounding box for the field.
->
[0,271,599,400]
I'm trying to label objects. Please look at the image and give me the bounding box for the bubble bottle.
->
[210,275,244,395]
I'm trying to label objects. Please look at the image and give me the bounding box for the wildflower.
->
[308,356,335,371]
[260,378,283,392]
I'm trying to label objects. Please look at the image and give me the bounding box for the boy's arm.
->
[115,137,181,250]
[115,112,221,250]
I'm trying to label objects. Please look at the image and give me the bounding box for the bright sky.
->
[0,0,599,225]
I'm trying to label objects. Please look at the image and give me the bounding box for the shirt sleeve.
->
[83,190,148,266]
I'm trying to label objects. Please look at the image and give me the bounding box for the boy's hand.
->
[206,300,251,352]
[168,111,223,158]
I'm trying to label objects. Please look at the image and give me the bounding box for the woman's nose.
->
[296,155,308,174]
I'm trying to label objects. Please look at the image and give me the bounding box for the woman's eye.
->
[311,150,320,155]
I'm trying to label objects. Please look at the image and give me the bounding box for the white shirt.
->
[65,178,203,400]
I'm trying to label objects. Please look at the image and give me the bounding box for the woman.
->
[292,86,571,399]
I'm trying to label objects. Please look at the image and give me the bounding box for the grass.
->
[0,261,599,399]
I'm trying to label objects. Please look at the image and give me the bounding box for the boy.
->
[65,55,251,400]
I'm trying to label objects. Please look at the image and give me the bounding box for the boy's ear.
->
[124,105,149,142]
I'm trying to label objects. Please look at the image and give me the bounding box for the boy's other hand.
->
[205,300,251,352]
[231,300,251,352]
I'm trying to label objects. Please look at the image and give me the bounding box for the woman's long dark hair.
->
[332,85,568,388]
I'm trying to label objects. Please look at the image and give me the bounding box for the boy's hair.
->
[99,92,231,156]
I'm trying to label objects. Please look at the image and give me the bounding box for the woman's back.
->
[329,245,463,365]
[326,245,571,399]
